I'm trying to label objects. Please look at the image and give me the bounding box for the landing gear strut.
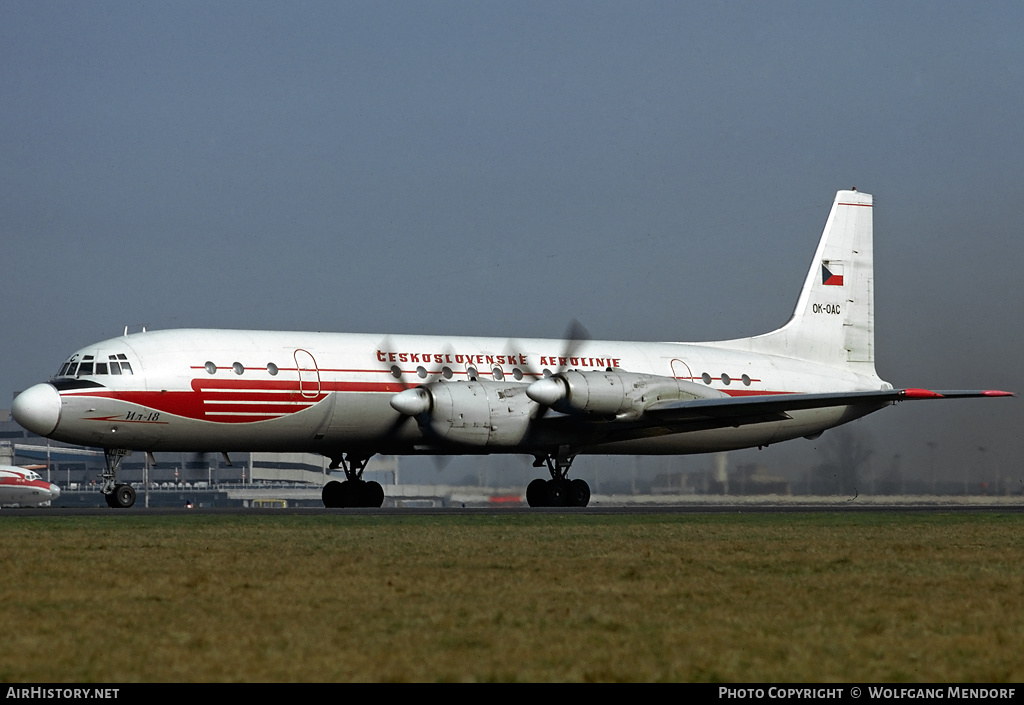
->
[322,454,385,508]
[526,448,590,507]
[101,448,136,508]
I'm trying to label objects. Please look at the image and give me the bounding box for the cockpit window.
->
[56,352,134,377]
[109,354,132,374]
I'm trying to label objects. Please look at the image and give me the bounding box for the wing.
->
[389,370,1012,449]
[643,388,1014,426]
[559,387,1015,443]
[536,385,1007,446]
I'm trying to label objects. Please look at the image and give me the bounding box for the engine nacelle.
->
[391,371,725,447]
[528,369,720,418]
[394,381,537,447]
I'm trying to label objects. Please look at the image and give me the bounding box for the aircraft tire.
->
[322,479,385,509]
[526,479,547,507]
[338,480,356,507]
[112,483,136,508]
[567,479,591,507]
[364,480,385,508]
[322,480,344,508]
[545,479,567,507]
[104,491,118,508]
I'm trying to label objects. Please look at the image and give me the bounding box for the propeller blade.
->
[432,454,452,473]
[376,335,413,390]
[558,319,591,372]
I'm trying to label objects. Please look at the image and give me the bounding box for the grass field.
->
[1,511,1021,682]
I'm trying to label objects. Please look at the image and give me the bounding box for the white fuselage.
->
[14,328,887,458]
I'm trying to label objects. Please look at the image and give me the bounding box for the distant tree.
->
[812,426,873,495]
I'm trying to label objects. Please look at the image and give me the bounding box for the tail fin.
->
[724,189,879,377]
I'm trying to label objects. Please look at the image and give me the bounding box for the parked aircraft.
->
[0,466,61,507]
[11,190,1011,508]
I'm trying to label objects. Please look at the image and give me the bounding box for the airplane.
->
[11,189,1012,508]
[0,465,61,507]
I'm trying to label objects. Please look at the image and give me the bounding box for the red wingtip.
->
[902,388,945,399]
[902,388,1015,399]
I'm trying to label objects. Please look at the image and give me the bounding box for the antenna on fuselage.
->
[123,324,148,336]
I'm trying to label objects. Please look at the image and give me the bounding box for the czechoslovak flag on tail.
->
[822,262,844,286]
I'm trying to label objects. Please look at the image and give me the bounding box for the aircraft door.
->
[670,358,695,383]
[294,349,321,399]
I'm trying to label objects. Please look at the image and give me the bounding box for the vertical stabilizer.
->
[725,190,878,376]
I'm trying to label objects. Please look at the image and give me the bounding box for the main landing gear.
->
[102,448,137,508]
[322,454,385,508]
[526,449,591,507]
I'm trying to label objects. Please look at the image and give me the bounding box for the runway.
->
[5,501,1023,518]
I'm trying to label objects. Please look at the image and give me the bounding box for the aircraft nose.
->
[12,383,62,437]
[49,484,61,500]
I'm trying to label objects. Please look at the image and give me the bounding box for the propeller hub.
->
[526,377,566,406]
[390,387,432,416]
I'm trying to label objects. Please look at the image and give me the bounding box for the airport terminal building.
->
[1,406,397,506]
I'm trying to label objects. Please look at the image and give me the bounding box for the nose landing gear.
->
[101,449,136,508]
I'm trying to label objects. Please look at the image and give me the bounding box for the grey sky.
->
[3,1,1021,487]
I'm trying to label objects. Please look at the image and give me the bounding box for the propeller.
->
[374,334,429,442]
[386,320,592,418]
[375,335,414,392]
[559,319,591,370]
[525,319,591,408]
